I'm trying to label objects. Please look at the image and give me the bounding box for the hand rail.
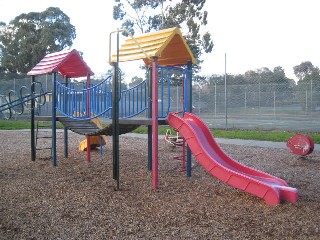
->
[56,76,113,120]
[108,28,151,64]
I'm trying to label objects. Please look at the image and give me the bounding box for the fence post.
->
[224,53,228,130]
[310,78,313,113]
[273,91,276,117]
[244,88,247,110]
[214,82,217,119]
[305,90,308,112]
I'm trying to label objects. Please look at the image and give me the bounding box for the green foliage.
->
[294,61,320,110]
[1,120,319,143]
[132,125,320,144]
[293,61,317,81]
[129,76,144,88]
[94,67,128,90]
[0,120,63,130]
[0,7,76,77]
[0,120,31,129]
[202,66,296,108]
[113,0,213,71]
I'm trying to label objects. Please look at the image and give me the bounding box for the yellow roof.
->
[110,27,197,66]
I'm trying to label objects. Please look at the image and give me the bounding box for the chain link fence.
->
[192,81,320,133]
[1,76,319,133]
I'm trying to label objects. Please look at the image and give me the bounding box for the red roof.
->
[27,49,94,78]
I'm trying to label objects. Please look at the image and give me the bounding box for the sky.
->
[1,0,319,82]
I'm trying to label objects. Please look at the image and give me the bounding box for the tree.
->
[203,66,296,108]
[0,7,76,78]
[293,61,317,82]
[129,76,144,88]
[113,0,214,71]
[100,68,128,90]
[294,61,320,110]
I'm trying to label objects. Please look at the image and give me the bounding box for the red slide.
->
[168,112,298,205]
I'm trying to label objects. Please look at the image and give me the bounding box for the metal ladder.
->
[35,120,52,159]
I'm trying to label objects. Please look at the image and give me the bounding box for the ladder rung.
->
[36,147,52,150]
[36,136,52,139]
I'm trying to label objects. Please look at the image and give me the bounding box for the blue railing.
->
[120,80,148,118]
[56,76,112,120]
[157,66,191,118]
[55,66,191,120]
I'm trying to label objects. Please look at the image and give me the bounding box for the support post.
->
[147,67,152,171]
[112,30,120,190]
[152,58,159,189]
[86,74,91,162]
[52,73,57,166]
[100,136,103,156]
[185,61,192,177]
[64,76,69,158]
[31,76,36,161]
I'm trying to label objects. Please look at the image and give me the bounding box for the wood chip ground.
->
[0,131,319,239]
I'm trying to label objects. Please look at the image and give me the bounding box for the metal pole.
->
[176,84,179,112]
[310,78,313,113]
[186,61,192,177]
[64,76,69,158]
[112,30,120,190]
[214,82,217,119]
[258,78,261,117]
[147,67,153,171]
[152,58,159,189]
[224,53,228,130]
[244,89,247,110]
[52,73,57,166]
[198,86,200,115]
[305,90,308,112]
[31,76,36,161]
[273,91,276,117]
[46,74,48,92]
[86,74,91,162]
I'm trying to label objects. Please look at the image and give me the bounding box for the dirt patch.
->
[0,131,319,239]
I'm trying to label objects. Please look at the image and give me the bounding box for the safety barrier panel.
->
[53,66,191,120]
[158,66,191,118]
[120,79,147,118]
[56,76,112,120]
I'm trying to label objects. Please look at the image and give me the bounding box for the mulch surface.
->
[0,130,319,239]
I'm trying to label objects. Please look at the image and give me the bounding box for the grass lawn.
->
[0,119,319,144]
[131,126,320,144]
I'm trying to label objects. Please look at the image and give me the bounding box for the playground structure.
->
[0,27,298,205]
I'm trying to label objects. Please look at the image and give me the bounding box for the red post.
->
[86,74,91,162]
[152,58,159,189]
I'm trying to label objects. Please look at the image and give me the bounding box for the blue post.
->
[100,136,103,156]
[64,76,68,158]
